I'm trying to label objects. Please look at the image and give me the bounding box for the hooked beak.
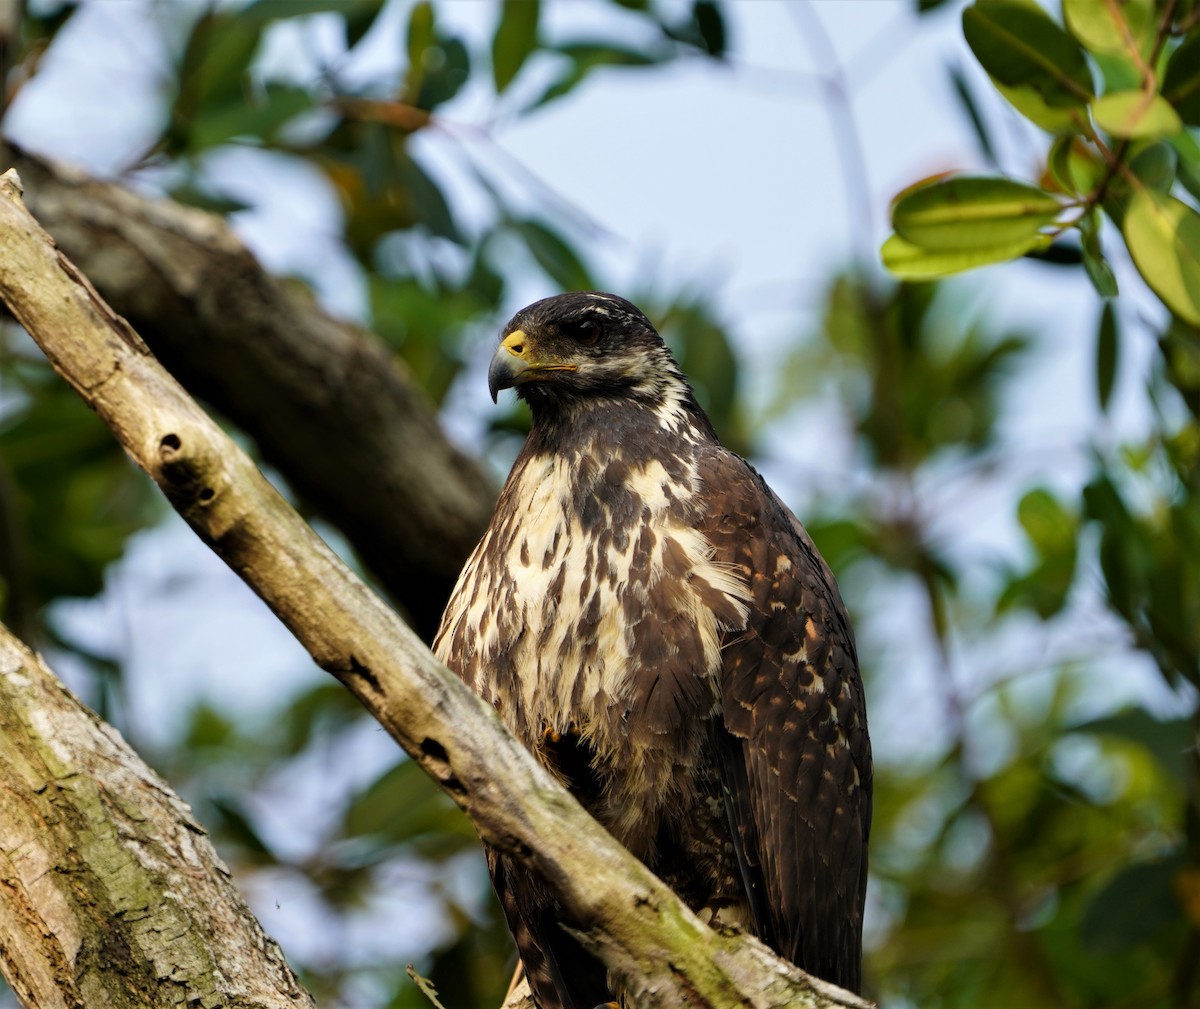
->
[487,329,576,403]
[488,332,529,403]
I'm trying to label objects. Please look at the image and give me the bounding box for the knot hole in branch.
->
[420,737,466,798]
[158,432,216,508]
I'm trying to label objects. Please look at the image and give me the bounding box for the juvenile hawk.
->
[434,292,871,1009]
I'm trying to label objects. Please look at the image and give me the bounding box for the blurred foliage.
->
[0,1,735,1006]
[2,1,1200,1009]
[870,1,1200,1006]
[886,0,1200,326]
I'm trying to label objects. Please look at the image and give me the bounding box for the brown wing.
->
[487,846,611,1009]
[702,448,872,993]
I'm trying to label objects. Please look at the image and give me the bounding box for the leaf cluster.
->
[887,0,1200,329]
[858,2,1200,1004]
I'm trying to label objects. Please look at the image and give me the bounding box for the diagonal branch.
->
[0,143,494,640]
[0,166,871,1009]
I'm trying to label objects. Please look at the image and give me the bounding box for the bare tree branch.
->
[0,142,495,639]
[0,622,317,1009]
[0,167,871,1009]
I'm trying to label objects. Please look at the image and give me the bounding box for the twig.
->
[406,965,449,1009]
[787,2,877,269]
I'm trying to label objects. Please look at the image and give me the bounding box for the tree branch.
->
[0,167,871,1009]
[0,142,495,639]
[0,622,317,1009]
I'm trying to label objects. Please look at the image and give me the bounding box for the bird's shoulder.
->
[693,443,867,756]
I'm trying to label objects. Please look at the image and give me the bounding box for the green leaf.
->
[418,36,471,111]
[1162,318,1200,409]
[892,176,1063,250]
[176,11,263,112]
[345,758,476,853]
[1091,48,1143,93]
[1018,487,1076,554]
[406,1,435,71]
[881,230,1052,279]
[492,0,539,93]
[1063,0,1153,57]
[168,10,267,153]
[557,41,663,70]
[1128,140,1178,191]
[663,1,726,57]
[208,796,275,864]
[1163,30,1200,126]
[692,1,726,57]
[992,79,1081,133]
[1096,300,1119,411]
[511,219,592,290]
[1082,857,1185,953]
[403,3,470,111]
[397,152,461,243]
[1092,90,1183,139]
[184,703,234,750]
[1024,241,1083,266]
[1172,131,1200,203]
[527,42,664,109]
[345,1,385,48]
[1080,211,1119,297]
[168,184,250,216]
[949,65,999,166]
[0,380,160,605]
[988,79,1084,131]
[1122,190,1200,325]
[999,487,1079,617]
[188,84,313,152]
[240,0,383,39]
[1048,136,1104,195]
[963,1,1094,108]
[1074,710,1190,781]
[280,682,365,755]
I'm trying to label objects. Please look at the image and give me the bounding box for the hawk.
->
[434,292,871,1008]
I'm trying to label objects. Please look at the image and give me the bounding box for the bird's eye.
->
[573,320,602,347]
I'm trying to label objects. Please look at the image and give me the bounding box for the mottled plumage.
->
[434,292,871,1008]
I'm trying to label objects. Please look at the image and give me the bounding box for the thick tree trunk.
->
[0,167,872,1009]
[0,623,316,1009]
[0,142,494,639]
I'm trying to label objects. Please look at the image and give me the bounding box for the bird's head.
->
[488,292,694,419]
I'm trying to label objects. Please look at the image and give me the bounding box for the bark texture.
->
[0,168,872,1009]
[0,623,316,1009]
[0,142,494,639]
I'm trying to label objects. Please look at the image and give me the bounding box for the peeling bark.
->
[0,143,495,639]
[0,168,872,1009]
[0,624,316,1009]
